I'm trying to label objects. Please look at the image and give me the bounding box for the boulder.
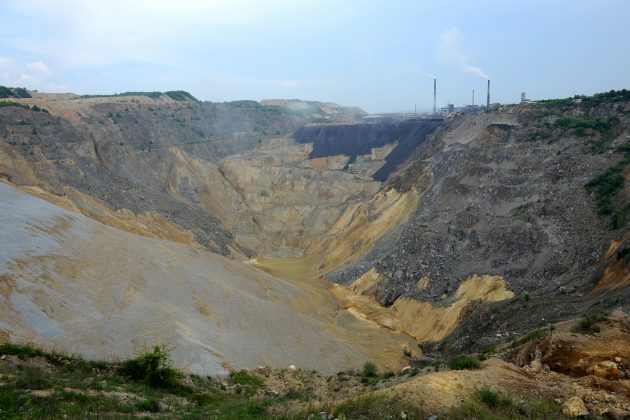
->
[586,361,620,380]
[562,397,589,417]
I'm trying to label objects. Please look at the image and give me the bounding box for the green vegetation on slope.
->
[80,90,197,101]
[0,343,286,419]
[450,356,481,370]
[0,100,49,113]
[570,311,610,334]
[554,116,619,133]
[585,153,630,219]
[0,86,31,99]
[0,342,573,419]
[539,89,630,109]
[445,388,568,420]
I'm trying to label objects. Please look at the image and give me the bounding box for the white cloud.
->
[438,27,489,80]
[0,57,15,68]
[26,60,51,75]
[0,0,294,69]
[0,56,56,89]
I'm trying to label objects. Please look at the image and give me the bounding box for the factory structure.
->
[431,78,498,116]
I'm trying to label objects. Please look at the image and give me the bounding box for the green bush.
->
[362,361,378,377]
[450,356,481,370]
[381,371,395,379]
[165,90,197,101]
[540,89,630,109]
[476,387,500,407]
[0,100,30,110]
[585,154,630,217]
[571,311,609,334]
[120,345,182,389]
[136,398,161,412]
[0,86,31,99]
[510,329,548,348]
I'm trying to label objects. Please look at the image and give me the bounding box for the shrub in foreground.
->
[362,361,378,377]
[120,345,182,389]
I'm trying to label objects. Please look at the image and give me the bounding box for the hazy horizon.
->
[1,0,629,113]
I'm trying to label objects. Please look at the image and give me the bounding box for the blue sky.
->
[0,0,629,113]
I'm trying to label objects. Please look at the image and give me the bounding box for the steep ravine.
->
[2,91,630,375]
[0,93,453,373]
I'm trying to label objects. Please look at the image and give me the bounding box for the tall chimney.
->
[472,89,475,106]
[486,79,490,108]
[433,78,437,114]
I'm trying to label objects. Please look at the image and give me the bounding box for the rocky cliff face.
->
[327,99,630,353]
[0,94,375,256]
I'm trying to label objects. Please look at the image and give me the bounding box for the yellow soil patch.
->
[249,257,319,282]
[454,274,515,301]
[302,156,349,170]
[333,273,514,342]
[0,142,40,185]
[416,276,430,290]
[307,186,422,274]
[0,329,9,344]
[593,263,630,292]
[592,237,630,293]
[246,256,420,369]
[604,239,622,260]
[349,268,382,296]
[375,359,534,413]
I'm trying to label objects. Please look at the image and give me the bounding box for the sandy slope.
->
[0,181,417,375]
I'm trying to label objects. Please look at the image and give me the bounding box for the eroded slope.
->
[0,181,418,375]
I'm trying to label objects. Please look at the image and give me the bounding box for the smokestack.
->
[433,79,437,114]
[472,89,475,106]
[486,79,490,108]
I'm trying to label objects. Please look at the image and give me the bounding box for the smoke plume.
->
[437,27,489,80]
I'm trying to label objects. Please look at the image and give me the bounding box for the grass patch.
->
[450,356,481,370]
[477,387,501,407]
[13,366,52,390]
[510,329,548,348]
[331,394,423,420]
[445,390,569,419]
[0,342,46,358]
[229,370,265,396]
[571,311,610,334]
[555,116,618,133]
